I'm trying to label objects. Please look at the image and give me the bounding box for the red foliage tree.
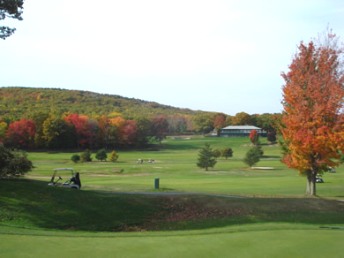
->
[5,119,36,149]
[64,114,97,148]
[213,113,226,129]
[249,130,259,145]
[281,32,344,196]
[119,120,137,146]
[151,115,169,143]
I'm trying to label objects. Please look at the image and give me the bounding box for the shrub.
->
[109,150,119,162]
[71,154,81,163]
[222,147,233,159]
[96,149,107,162]
[81,149,92,162]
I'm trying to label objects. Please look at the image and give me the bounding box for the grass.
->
[1,136,344,257]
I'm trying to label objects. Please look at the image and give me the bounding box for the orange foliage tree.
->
[281,32,344,196]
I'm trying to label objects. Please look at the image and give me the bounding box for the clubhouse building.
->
[219,125,266,137]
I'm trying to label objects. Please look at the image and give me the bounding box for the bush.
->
[71,154,81,163]
[212,149,222,158]
[81,149,92,162]
[109,150,119,162]
[96,149,107,162]
[222,147,233,159]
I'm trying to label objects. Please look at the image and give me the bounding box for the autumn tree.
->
[119,120,138,146]
[64,114,98,149]
[193,113,214,134]
[109,150,119,162]
[0,0,24,39]
[151,115,169,143]
[249,129,259,145]
[231,112,254,125]
[281,31,344,196]
[5,119,36,149]
[213,113,227,134]
[167,115,188,134]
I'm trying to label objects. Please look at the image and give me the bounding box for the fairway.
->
[1,136,344,257]
[1,225,344,258]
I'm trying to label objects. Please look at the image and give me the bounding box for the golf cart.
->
[48,168,81,189]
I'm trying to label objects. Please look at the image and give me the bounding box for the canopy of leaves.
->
[0,144,33,178]
[0,0,24,39]
[0,87,197,121]
[281,31,344,195]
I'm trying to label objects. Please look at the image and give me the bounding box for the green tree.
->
[222,147,233,159]
[243,147,261,167]
[0,0,24,39]
[96,149,107,162]
[197,143,217,171]
[42,116,76,149]
[0,144,33,178]
[193,113,214,134]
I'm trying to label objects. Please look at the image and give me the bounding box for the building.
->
[220,125,266,137]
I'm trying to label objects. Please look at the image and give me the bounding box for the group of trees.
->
[0,107,280,150]
[0,113,174,150]
[197,144,234,171]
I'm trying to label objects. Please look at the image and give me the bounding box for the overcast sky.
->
[1,0,344,115]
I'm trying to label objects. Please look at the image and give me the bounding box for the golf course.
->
[1,136,344,257]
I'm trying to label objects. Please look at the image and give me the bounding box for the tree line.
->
[0,109,280,150]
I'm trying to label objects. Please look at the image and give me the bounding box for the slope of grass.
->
[1,179,344,232]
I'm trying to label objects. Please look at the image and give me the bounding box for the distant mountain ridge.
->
[0,87,200,120]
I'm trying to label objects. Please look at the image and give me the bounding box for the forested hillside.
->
[0,87,196,120]
[0,87,279,150]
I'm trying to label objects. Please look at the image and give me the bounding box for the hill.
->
[0,87,200,120]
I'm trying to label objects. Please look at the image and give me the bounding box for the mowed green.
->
[27,136,343,197]
[1,136,344,257]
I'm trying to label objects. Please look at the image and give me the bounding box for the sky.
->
[1,0,344,115]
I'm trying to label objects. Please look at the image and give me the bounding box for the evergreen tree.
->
[197,143,217,171]
[243,147,261,167]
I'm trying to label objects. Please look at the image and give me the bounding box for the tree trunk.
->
[305,169,316,196]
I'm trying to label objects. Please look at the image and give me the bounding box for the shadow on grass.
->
[1,178,344,232]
